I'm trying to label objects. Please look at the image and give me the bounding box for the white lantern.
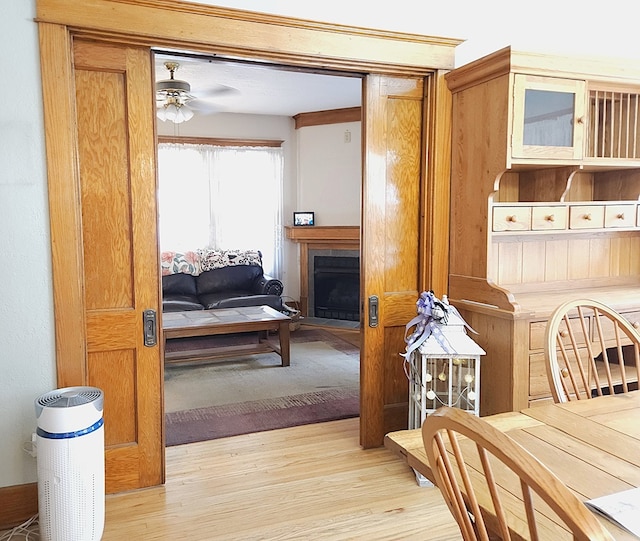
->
[405,306,485,430]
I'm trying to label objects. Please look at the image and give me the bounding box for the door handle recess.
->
[143,309,157,347]
[368,295,379,328]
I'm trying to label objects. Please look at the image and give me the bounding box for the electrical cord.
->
[0,514,39,540]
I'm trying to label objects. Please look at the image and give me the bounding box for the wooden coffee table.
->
[162,305,291,366]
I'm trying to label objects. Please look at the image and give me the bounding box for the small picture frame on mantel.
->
[293,211,315,226]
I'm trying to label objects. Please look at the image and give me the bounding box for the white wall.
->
[3,0,639,490]
[0,1,56,488]
[296,122,361,227]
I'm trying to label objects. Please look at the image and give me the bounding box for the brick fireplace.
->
[284,226,360,320]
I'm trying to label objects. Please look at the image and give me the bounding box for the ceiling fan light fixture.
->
[156,61,192,93]
[156,61,195,124]
[157,101,194,124]
[174,103,194,123]
[157,104,169,122]
[156,78,191,94]
[164,103,180,122]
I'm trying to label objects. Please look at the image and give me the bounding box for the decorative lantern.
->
[401,291,486,430]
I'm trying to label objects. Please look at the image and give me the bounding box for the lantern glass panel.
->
[409,352,480,428]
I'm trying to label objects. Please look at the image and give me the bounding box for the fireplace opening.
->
[313,255,360,321]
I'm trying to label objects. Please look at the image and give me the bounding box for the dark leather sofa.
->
[162,263,285,313]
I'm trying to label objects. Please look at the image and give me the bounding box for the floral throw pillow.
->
[198,249,262,271]
[160,251,201,276]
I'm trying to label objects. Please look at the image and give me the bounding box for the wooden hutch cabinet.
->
[446,46,640,415]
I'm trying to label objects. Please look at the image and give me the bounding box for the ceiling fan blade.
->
[187,99,224,114]
[154,54,242,119]
[195,84,240,100]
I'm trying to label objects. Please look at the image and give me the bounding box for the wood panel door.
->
[360,75,426,448]
[41,32,164,493]
[74,40,163,493]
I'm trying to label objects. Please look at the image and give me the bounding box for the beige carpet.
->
[164,334,359,414]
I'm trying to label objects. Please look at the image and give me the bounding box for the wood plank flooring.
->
[3,326,461,540]
[102,418,461,540]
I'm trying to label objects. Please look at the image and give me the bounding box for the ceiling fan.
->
[155,60,238,124]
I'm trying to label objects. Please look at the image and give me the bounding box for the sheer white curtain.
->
[157,142,284,277]
[157,143,211,250]
[207,146,283,277]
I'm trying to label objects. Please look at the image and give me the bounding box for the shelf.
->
[284,225,359,243]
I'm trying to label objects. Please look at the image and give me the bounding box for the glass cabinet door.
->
[512,74,586,161]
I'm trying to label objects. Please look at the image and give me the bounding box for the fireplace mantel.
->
[285,226,360,316]
[284,225,359,244]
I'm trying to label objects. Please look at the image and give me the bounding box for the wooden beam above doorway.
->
[36,0,460,75]
[294,107,361,129]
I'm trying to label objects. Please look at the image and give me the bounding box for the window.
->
[157,141,284,276]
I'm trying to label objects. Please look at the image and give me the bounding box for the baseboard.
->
[0,482,38,530]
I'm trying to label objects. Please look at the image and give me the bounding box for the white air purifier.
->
[35,386,105,541]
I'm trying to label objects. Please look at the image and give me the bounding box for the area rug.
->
[164,326,360,445]
[165,387,359,446]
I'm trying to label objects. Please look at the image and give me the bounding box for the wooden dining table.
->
[385,391,640,540]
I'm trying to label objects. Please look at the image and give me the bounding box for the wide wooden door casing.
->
[37,7,457,492]
[41,35,164,493]
[360,75,427,448]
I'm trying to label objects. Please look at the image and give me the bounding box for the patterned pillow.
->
[198,249,262,271]
[160,251,201,276]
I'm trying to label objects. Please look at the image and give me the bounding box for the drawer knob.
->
[560,368,569,377]
[583,213,592,221]
[617,213,625,220]
[560,330,569,338]
[545,214,555,222]
[633,321,640,329]
[507,215,517,223]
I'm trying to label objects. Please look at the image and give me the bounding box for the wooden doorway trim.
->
[36,0,459,482]
[36,0,459,74]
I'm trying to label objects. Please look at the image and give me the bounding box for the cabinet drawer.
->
[622,311,640,331]
[599,310,640,343]
[569,205,604,229]
[529,322,546,351]
[604,204,636,228]
[493,206,531,231]
[531,206,567,231]
[529,317,589,351]
[529,352,551,398]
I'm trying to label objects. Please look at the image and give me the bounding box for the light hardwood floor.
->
[3,328,460,540]
[102,418,461,540]
[1,419,461,541]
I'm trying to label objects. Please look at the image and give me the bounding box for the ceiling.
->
[154,51,363,117]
